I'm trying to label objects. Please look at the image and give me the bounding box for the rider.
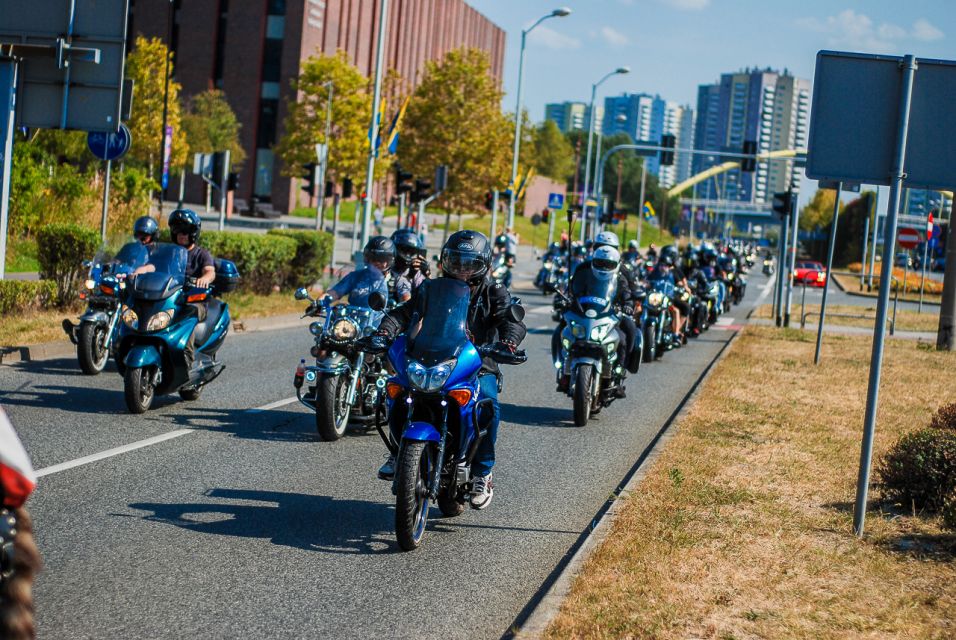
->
[133,216,159,253]
[649,253,688,342]
[368,230,526,509]
[593,232,640,374]
[326,236,394,308]
[389,229,429,304]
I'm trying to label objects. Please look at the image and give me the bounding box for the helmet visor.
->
[365,250,394,269]
[593,258,618,273]
[442,249,486,280]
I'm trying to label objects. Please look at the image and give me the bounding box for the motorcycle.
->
[292,288,390,441]
[534,252,566,294]
[62,242,149,374]
[115,243,239,413]
[490,252,513,288]
[644,277,678,361]
[555,269,632,427]
[368,278,525,550]
[763,258,775,276]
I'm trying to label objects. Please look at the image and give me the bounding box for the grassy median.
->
[545,326,956,639]
[753,303,940,333]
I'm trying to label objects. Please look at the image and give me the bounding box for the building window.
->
[254,149,275,197]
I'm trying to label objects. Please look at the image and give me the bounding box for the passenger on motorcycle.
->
[389,229,429,304]
[133,216,159,253]
[369,230,526,509]
[326,236,394,309]
[649,254,689,342]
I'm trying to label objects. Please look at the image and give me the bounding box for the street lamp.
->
[315,80,333,232]
[507,7,572,230]
[581,66,629,242]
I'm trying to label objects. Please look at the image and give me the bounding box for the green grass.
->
[290,203,401,224]
[4,237,40,273]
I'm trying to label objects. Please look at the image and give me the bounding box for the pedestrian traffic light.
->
[542,209,549,223]
[411,178,431,204]
[342,178,353,199]
[325,180,334,198]
[226,172,239,191]
[772,191,793,217]
[301,163,316,194]
[395,164,413,194]
[741,140,757,172]
[484,191,494,211]
[660,133,676,166]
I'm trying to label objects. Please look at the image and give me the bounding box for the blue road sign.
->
[87,124,131,161]
[547,193,565,209]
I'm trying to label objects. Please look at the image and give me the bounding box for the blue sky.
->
[469,0,953,119]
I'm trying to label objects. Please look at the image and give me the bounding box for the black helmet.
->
[659,253,675,268]
[391,228,425,270]
[363,236,395,272]
[168,209,202,245]
[441,230,491,284]
[660,244,679,262]
[133,216,158,243]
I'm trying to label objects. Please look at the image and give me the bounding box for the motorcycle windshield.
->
[134,243,188,298]
[569,268,616,314]
[406,278,470,366]
[110,242,149,274]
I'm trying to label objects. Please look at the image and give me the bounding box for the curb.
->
[832,272,942,307]
[507,327,744,639]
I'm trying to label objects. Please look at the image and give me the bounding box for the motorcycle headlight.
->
[570,322,586,339]
[121,306,138,330]
[85,279,96,290]
[589,324,611,341]
[331,318,358,340]
[309,321,322,336]
[544,261,553,269]
[407,359,455,392]
[727,273,735,280]
[648,292,664,306]
[561,338,571,350]
[145,310,173,332]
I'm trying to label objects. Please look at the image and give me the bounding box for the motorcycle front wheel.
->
[315,373,351,441]
[395,441,432,551]
[78,321,110,375]
[124,366,155,414]
[573,364,594,427]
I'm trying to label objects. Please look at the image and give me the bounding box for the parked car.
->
[894,253,912,269]
[792,260,827,287]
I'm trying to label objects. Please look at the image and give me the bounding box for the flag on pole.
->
[516,167,535,200]
[643,200,656,219]
[386,95,410,155]
[368,98,387,155]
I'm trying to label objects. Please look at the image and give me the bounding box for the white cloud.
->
[527,25,581,50]
[657,0,710,10]
[796,10,945,53]
[912,18,944,42]
[601,26,630,46]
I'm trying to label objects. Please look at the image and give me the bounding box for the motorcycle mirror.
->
[294,287,311,301]
[367,291,387,312]
[507,303,526,323]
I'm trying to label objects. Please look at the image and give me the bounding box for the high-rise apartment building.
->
[543,101,602,135]
[692,68,809,203]
[131,0,505,213]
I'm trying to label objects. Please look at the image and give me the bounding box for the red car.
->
[792,260,827,287]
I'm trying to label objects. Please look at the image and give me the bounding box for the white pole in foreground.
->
[360,0,390,256]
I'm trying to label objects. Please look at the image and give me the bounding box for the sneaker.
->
[470,473,494,510]
[377,454,395,481]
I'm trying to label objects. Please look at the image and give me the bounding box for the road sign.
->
[806,50,956,191]
[897,227,921,249]
[192,153,214,177]
[86,124,130,161]
[547,193,564,209]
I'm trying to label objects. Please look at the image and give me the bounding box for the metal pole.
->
[508,29,528,231]
[867,189,880,290]
[316,81,333,232]
[800,281,807,329]
[397,193,405,232]
[0,59,17,281]
[417,200,425,236]
[350,199,361,258]
[580,83,598,244]
[547,203,556,246]
[775,209,789,326]
[937,208,956,349]
[177,167,185,208]
[100,160,112,242]
[689,182,696,241]
[784,194,799,327]
[360,0,389,253]
[158,0,174,205]
[891,276,899,335]
[330,193,341,270]
[218,150,230,231]
[854,54,917,538]
[591,132,605,241]
[490,190,499,240]
[861,215,870,289]
[919,224,930,313]
[815,182,842,364]
[636,162,647,249]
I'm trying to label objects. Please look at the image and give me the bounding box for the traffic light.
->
[484,191,494,211]
[342,178,353,199]
[226,172,239,191]
[434,165,448,192]
[741,140,757,172]
[301,163,316,194]
[541,209,549,223]
[660,133,676,166]
[772,191,793,218]
[395,164,413,194]
[412,178,431,204]
[324,180,334,198]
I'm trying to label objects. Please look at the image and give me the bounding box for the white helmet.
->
[591,246,621,277]
[594,231,620,250]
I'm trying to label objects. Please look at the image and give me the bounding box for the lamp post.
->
[316,80,333,232]
[507,7,572,230]
[580,66,629,242]
[359,0,390,256]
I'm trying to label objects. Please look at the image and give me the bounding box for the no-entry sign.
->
[897,227,921,249]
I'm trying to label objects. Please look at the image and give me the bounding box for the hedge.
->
[266,229,333,288]
[201,231,297,294]
[36,223,100,307]
[877,428,956,512]
[0,279,57,315]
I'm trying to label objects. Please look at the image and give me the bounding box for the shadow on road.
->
[499,402,573,428]
[3,356,92,377]
[127,487,399,554]
[0,382,179,414]
[163,405,381,443]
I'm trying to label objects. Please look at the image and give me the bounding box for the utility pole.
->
[359,0,389,255]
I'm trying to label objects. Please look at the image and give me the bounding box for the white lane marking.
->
[754,277,775,307]
[246,396,299,414]
[715,316,736,326]
[36,429,192,477]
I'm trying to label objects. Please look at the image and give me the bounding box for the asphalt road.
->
[1,269,769,639]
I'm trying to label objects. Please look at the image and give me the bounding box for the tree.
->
[124,37,188,173]
[799,188,839,231]
[533,120,574,181]
[182,89,245,166]
[400,48,511,214]
[275,51,378,189]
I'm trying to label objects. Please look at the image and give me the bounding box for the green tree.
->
[182,89,245,166]
[400,48,511,214]
[276,51,377,189]
[533,119,574,181]
[125,37,189,173]
[799,188,840,231]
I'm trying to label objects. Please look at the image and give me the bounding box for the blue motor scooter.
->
[115,243,239,413]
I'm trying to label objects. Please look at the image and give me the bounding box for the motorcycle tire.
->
[643,325,657,363]
[77,321,110,375]
[316,373,351,441]
[124,366,155,414]
[179,384,203,401]
[573,364,593,427]
[395,441,432,551]
[437,494,464,518]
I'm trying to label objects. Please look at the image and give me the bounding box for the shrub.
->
[202,231,296,294]
[942,493,956,532]
[36,224,100,307]
[266,229,333,288]
[929,402,956,432]
[0,280,57,315]
[877,428,956,512]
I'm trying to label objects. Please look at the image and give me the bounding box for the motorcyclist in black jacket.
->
[389,228,430,303]
[364,230,526,510]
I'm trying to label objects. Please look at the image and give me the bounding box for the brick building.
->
[129,0,505,213]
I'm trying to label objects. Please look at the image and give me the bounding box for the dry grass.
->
[834,272,944,303]
[545,326,956,640]
[753,303,940,333]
